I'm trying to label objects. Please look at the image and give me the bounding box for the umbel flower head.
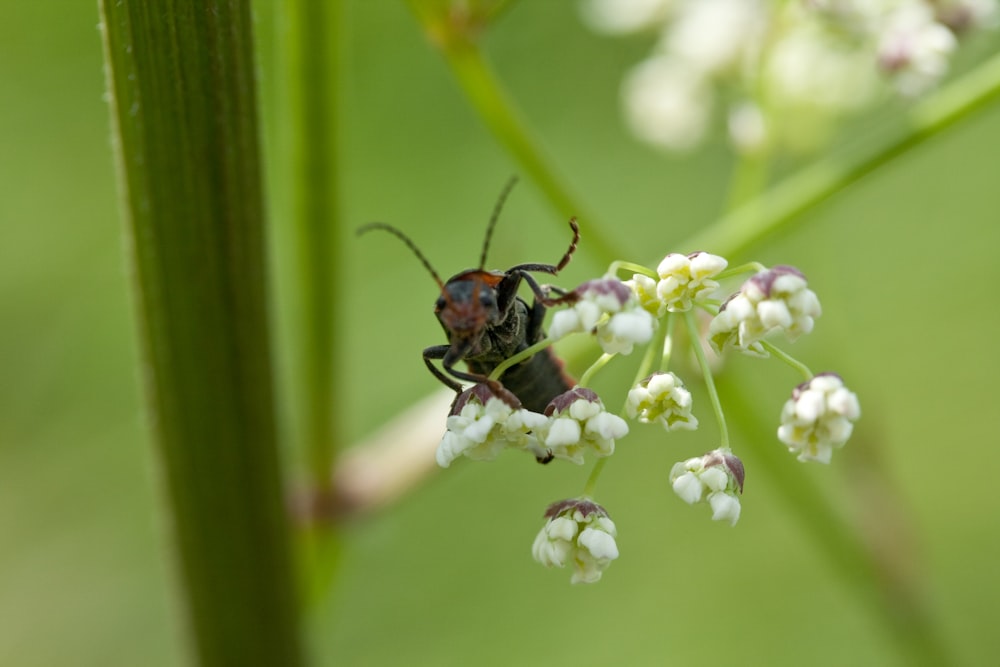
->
[580,0,995,154]
[709,265,821,357]
[655,251,728,312]
[540,388,628,465]
[778,373,861,463]
[435,384,548,468]
[669,449,745,526]
[626,371,698,431]
[549,278,655,354]
[532,498,619,584]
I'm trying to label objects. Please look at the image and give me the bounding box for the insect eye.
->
[435,296,446,311]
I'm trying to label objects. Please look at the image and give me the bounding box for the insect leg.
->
[427,344,522,408]
[516,271,580,308]
[423,345,464,394]
[506,217,580,276]
[525,297,548,343]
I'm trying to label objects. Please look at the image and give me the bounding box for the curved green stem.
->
[717,262,765,280]
[761,340,813,381]
[404,2,624,266]
[633,320,664,384]
[608,260,659,279]
[577,352,615,388]
[683,311,729,450]
[488,337,556,382]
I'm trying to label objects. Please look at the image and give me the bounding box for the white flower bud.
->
[435,384,547,467]
[551,279,655,355]
[625,273,665,318]
[670,466,704,505]
[532,499,619,584]
[655,251,728,312]
[708,491,742,526]
[778,373,861,463]
[539,388,628,464]
[626,371,699,431]
[668,450,745,525]
[623,56,712,152]
[709,265,821,356]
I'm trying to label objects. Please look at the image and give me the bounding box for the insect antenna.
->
[478,176,519,270]
[357,222,444,288]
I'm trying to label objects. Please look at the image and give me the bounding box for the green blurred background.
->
[3,2,1000,665]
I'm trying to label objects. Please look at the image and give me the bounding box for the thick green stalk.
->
[687,51,1000,258]
[100,2,305,665]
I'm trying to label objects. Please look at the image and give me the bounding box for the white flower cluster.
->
[669,450,745,525]
[549,278,655,354]
[436,385,627,467]
[628,252,728,316]
[436,384,548,467]
[709,265,821,357]
[626,372,698,431]
[778,373,861,463]
[541,387,628,464]
[580,0,997,153]
[532,498,619,584]
[429,243,863,584]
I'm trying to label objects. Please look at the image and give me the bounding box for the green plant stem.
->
[279,0,343,609]
[760,340,813,381]
[489,337,555,381]
[582,458,607,497]
[659,312,676,371]
[608,260,659,279]
[634,320,663,382]
[685,51,1000,259]
[99,2,304,665]
[717,261,765,280]
[577,352,615,388]
[405,3,624,266]
[724,147,772,211]
[683,311,729,449]
[283,0,340,506]
[584,317,669,497]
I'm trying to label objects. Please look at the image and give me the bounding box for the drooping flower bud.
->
[531,498,619,584]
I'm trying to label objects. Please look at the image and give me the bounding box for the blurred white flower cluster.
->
[580,0,998,152]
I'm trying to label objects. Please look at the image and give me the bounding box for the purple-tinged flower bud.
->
[777,372,860,463]
[532,498,619,584]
